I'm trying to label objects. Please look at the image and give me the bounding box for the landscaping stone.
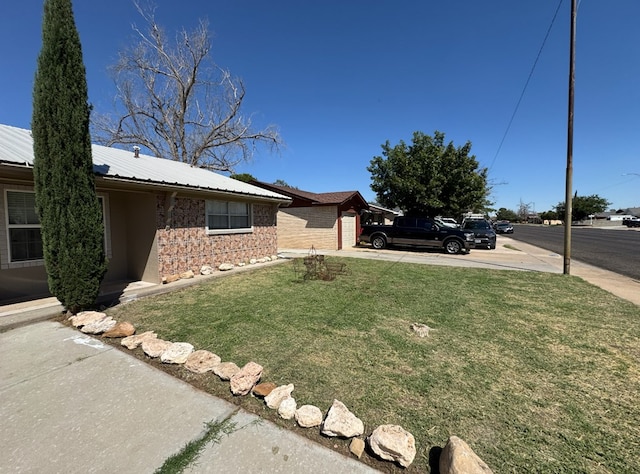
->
[368,424,416,468]
[184,350,221,374]
[230,361,263,395]
[411,322,433,337]
[295,405,323,428]
[80,316,117,334]
[179,270,195,279]
[121,331,157,350]
[321,399,364,438]
[350,438,365,459]
[278,397,297,420]
[218,263,234,271]
[69,311,107,328]
[213,362,240,380]
[265,384,294,409]
[439,436,493,474]
[200,265,213,275]
[162,274,180,284]
[160,342,194,364]
[141,338,172,358]
[102,321,136,338]
[252,382,277,398]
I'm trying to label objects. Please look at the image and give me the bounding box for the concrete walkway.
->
[0,321,377,473]
[1,236,638,473]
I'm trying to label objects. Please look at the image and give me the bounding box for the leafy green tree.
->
[229,173,257,183]
[495,208,519,222]
[554,193,611,222]
[368,131,489,217]
[539,210,559,222]
[32,0,107,314]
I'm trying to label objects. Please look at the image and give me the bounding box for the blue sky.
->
[2,1,639,213]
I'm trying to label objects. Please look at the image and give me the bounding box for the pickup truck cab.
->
[359,216,475,254]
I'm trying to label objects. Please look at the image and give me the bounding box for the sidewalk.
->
[0,321,378,473]
[1,238,638,473]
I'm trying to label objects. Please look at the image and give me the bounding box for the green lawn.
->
[105,257,640,473]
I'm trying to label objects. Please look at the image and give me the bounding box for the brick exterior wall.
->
[155,196,278,277]
[277,206,338,250]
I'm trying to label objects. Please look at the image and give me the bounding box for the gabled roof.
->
[250,181,368,208]
[0,124,291,203]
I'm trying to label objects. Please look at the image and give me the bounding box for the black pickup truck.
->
[359,216,475,254]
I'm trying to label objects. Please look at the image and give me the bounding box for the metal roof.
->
[0,124,291,203]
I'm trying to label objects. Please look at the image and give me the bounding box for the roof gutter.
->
[95,175,292,205]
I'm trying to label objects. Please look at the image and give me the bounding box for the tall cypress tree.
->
[32,0,107,314]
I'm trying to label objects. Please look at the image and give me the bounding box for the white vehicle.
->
[435,217,459,228]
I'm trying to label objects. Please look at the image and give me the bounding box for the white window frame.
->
[1,187,111,268]
[5,190,43,263]
[205,199,253,235]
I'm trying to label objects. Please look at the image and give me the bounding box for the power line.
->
[488,0,565,171]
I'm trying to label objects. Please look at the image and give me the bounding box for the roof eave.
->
[97,175,292,204]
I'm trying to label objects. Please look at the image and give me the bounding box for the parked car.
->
[461,219,497,249]
[623,217,640,228]
[359,216,475,254]
[495,221,514,234]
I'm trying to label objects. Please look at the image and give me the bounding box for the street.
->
[509,224,640,281]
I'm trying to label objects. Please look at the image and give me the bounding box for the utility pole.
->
[564,0,577,275]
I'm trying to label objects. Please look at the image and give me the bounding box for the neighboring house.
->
[0,124,291,304]
[362,203,401,225]
[250,181,369,250]
[599,208,640,220]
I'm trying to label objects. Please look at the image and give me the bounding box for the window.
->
[206,200,252,233]
[5,190,109,264]
[6,191,43,262]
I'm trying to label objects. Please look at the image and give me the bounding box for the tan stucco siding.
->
[277,206,338,250]
[105,191,159,284]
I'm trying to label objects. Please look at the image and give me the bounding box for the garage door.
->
[341,212,357,249]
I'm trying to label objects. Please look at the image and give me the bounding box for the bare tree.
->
[517,199,531,222]
[92,3,281,171]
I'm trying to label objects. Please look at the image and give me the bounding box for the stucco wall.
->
[155,196,278,277]
[105,191,159,284]
[276,206,338,250]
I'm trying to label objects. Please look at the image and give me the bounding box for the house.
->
[362,203,401,225]
[0,124,291,304]
[599,208,640,221]
[249,181,369,250]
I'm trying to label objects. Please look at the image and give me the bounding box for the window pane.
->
[7,191,39,225]
[208,215,229,229]
[207,200,228,214]
[9,228,43,261]
[230,215,249,228]
[229,201,248,216]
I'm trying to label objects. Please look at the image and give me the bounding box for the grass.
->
[105,257,640,473]
[154,415,238,474]
[503,243,522,251]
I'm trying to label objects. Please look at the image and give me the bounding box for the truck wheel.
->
[444,239,462,255]
[371,235,386,249]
